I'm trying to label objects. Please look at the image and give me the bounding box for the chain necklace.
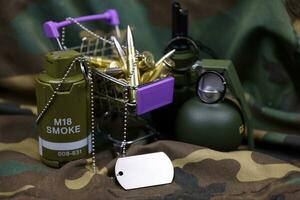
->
[55,16,175,190]
[63,17,135,157]
[45,18,136,167]
[121,88,129,156]
[86,59,97,173]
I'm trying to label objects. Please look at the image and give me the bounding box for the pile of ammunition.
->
[88,26,175,86]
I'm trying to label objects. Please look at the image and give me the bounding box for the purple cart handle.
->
[43,9,120,39]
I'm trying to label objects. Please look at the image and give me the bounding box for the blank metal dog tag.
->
[115,152,174,190]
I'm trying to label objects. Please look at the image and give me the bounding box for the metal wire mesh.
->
[92,69,130,116]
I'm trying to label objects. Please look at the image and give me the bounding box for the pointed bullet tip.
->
[127,26,133,37]
[127,26,130,33]
[127,27,134,47]
[155,49,176,66]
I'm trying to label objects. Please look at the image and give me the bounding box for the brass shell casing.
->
[89,57,115,68]
[140,58,175,84]
[89,57,127,75]
[137,51,155,71]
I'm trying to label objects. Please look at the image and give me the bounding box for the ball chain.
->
[36,57,82,123]
[122,88,129,157]
[85,58,97,173]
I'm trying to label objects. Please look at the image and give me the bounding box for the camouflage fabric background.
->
[0,116,300,199]
[0,0,300,199]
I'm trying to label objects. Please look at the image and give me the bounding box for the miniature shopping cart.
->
[43,10,174,153]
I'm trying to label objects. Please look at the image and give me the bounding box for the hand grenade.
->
[36,50,91,167]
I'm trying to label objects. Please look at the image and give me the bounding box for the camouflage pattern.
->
[0,115,300,199]
[1,0,300,199]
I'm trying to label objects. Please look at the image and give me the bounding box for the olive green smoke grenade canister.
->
[36,50,91,167]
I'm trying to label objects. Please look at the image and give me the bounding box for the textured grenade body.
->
[175,97,244,151]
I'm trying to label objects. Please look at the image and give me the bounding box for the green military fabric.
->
[1,0,300,146]
[0,115,299,199]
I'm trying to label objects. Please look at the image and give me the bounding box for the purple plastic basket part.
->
[136,77,174,115]
[43,9,120,39]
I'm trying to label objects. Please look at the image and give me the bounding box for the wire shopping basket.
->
[43,9,174,116]
[43,10,175,153]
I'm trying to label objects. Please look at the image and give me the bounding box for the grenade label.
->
[57,149,83,157]
[39,134,92,156]
[46,118,80,135]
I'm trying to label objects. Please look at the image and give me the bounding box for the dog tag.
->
[115,152,174,190]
